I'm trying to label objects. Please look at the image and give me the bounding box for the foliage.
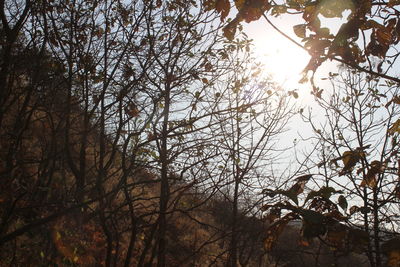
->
[299,69,400,267]
[206,0,400,86]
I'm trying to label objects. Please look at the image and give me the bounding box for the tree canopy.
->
[207,0,400,85]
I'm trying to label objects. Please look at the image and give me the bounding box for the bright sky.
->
[243,16,310,90]
[241,15,342,170]
[242,13,344,104]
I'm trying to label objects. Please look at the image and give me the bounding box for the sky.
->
[238,13,355,178]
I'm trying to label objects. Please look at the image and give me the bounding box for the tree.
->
[206,0,400,92]
[1,0,282,266]
[303,69,400,267]
[262,68,400,267]
[195,38,295,266]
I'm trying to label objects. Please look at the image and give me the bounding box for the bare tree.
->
[301,69,400,267]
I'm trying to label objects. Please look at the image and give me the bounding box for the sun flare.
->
[254,36,310,90]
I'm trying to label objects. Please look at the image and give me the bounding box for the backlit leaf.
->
[293,24,306,38]
[317,0,354,18]
[215,0,231,21]
[389,119,400,135]
[223,18,239,40]
[339,150,365,176]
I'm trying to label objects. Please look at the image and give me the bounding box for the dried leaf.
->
[293,24,306,38]
[264,214,293,251]
[223,18,239,40]
[389,119,400,135]
[215,0,231,21]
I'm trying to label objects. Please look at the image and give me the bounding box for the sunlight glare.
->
[247,26,310,92]
[258,38,309,89]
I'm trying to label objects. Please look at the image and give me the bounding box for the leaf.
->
[288,90,299,99]
[266,207,281,223]
[325,210,347,221]
[271,5,287,17]
[263,175,312,205]
[338,195,348,211]
[293,24,306,38]
[339,149,365,176]
[389,0,400,7]
[264,213,294,251]
[376,27,393,47]
[300,210,326,239]
[215,0,231,21]
[361,160,383,189]
[237,0,270,23]
[393,95,400,104]
[389,119,400,135]
[223,18,239,40]
[316,27,331,38]
[125,103,139,117]
[305,186,341,203]
[300,209,325,225]
[349,205,359,215]
[287,174,313,204]
[317,0,354,18]
[234,0,246,10]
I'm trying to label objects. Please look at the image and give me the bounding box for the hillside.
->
[2,1,400,266]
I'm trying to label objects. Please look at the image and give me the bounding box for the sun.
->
[243,18,311,92]
[253,34,310,90]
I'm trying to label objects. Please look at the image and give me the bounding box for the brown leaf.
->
[264,214,292,251]
[125,103,139,117]
[388,0,400,8]
[339,150,364,176]
[215,0,231,21]
[223,18,239,40]
[293,24,306,38]
[389,119,400,135]
[234,0,246,10]
[237,0,270,23]
[376,28,393,47]
[361,161,383,189]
